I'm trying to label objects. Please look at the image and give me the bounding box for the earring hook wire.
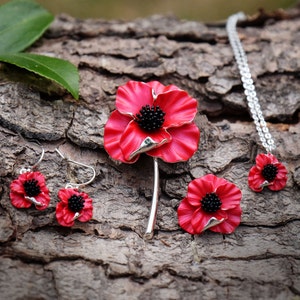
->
[18,137,45,173]
[55,148,96,189]
[31,142,45,169]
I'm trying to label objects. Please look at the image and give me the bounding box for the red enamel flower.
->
[104,80,200,163]
[10,171,50,210]
[248,153,288,192]
[56,188,93,227]
[177,174,242,235]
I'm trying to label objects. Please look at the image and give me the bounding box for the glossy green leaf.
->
[0,53,79,99]
[0,0,54,54]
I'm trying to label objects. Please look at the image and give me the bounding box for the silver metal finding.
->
[24,196,43,206]
[226,12,276,153]
[20,140,45,174]
[144,157,160,239]
[55,148,96,189]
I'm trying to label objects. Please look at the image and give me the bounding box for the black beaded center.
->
[135,105,166,132]
[201,193,222,213]
[68,195,85,212]
[261,164,278,182]
[23,179,41,197]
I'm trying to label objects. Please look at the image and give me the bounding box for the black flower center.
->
[201,193,222,213]
[23,179,41,197]
[68,195,85,212]
[135,104,166,132]
[261,164,278,182]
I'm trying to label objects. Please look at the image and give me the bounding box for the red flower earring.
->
[10,141,50,210]
[55,148,95,227]
[104,80,200,238]
[227,13,288,192]
[177,174,242,235]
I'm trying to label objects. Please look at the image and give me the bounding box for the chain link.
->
[226,12,276,153]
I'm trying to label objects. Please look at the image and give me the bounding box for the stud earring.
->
[177,174,242,235]
[10,141,50,210]
[55,148,95,227]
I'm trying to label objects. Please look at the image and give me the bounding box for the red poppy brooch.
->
[10,170,50,210]
[104,80,200,237]
[248,153,288,192]
[104,80,200,163]
[177,174,242,234]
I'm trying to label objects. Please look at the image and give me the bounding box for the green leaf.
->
[0,53,79,99]
[0,0,54,53]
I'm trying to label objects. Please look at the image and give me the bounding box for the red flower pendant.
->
[104,80,200,163]
[177,174,242,235]
[248,153,288,192]
[56,188,93,227]
[10,171,50,210]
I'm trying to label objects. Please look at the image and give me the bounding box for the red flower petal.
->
[83,198,93,209]
[146,81,181,95]
[255,153,270,170]
[116,81,154,116]
[56,202,75,227]
[215,181,242,210]
[155,90,198,128]
[147,123,200,163]
[206,174,230,187]
[78,205,93,222]
[104,110,138,163]
[33,172,47,185]
[9,192,32,208]
[177,198,197,234]
[185,176,215,206]
[191,209,227,234]
[210,205,242,234]
[10,179,25,194]
[120,120,171,161]
[58,188,75,204]
[268,163,288,191]
[255,153,278,170]
[248,165,264,192]
[34,192,51,211]
[77,192,93,222]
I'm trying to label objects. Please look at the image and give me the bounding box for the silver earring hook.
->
[32,143,45,169]
[20,140,45,174]
[55,148,96,189]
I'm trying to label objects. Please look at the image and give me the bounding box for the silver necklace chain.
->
[226,12,276,153]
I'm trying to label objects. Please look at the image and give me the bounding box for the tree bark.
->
[0,6,300,300]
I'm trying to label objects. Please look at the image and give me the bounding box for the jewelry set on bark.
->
[9,13,288,237]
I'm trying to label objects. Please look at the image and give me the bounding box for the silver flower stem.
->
[144,157,159,239]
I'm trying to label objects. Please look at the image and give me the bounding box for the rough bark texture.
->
[0,6,300,300]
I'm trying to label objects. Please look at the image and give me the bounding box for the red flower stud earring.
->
[226,13,288,192]
[10,141,50,210]
[177,174,242,234]
[104,80,200,238]
[55,148,95,227]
